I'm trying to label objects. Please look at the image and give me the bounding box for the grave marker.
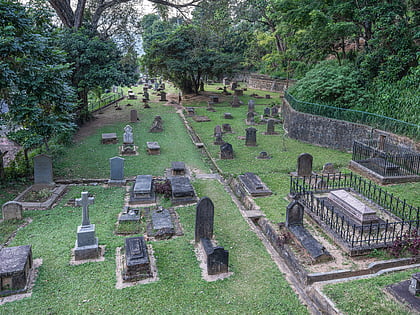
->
[130,109,138,123]
[2,201,23,220]
[195,197,214,243]
[109,157,126,186]
[297,153,313,176]
[34,154,54,185]
[245,127,257,146]
[220,143,234,159]
[123,236,151,281]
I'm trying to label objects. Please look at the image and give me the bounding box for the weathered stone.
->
[245,127,257,146]
[264,107,271,116]
[149,116,163,133]
[297,153,313,176]
[286,198,304,227]
[34,154,54,185]
[213,133,224,145]
[322,163,337,174]
[195,197,214,243]
[171,161,186,176]
[130,109,138,123]
[171,177,196,205]
[146,142,160,155]
[109,156,125,185]
[2,201,23,220]
[201,238,229,275]
[231,95,241,107]
[101,133,118,144]
[222,124,232,133]
[123,236,151,281]
[220,143,234,159]
[409,273,420,295]
[266,119,276,135]
[238,172,272,197]
[159,91,167,101]
[123,125,134,144]
[151,207,174,239]
[246,112,255,125]
[224,113,233,119]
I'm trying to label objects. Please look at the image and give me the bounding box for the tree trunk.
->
[0,150,7,180]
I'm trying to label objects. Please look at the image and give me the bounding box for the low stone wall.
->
[282,99,420,153]
[247,74,295,93]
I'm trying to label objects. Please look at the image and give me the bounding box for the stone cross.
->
[76,192,94,226]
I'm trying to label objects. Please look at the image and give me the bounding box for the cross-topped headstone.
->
[76,192,94,226]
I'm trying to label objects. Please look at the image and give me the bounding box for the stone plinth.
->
[146,142,160,155]
[123,237,151,281]
[74,224,99,260]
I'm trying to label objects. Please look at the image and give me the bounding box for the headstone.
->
[146,141,160,155]
[109,156,125,185]
[209,95,219,103]
[143,90,149,101]
[222,124,232,133]
[247,100,255,113]
[213,133,224,145]
[265,94,271,99]
[171,161,186,176]
[154,82,159,90]
[245,127,257,146]
[223,77,230,86]
[118,207,140,223]
[2,201,23,220]
[271,106,279,116]
[195,197,214,243]
[101,133,118,144]
[123,236,151,281]
[297,153,313,176]
[286,197,304,227]
[151,207,174,240]
[171,177,195,205]
[149,116,163,133]
[224,113,233,119]
[246,112,255,125]
[201,238,229,275]
[207,101,215,112]
[0,245,33,295]
[230,82,237,90]
[231,94,241,107]
[214,125,222,137]
[159,92,167,101]
[74,192,99,260]
[220,143,234,159]
[234,89,243,96]
[130,109,138,123]
[123,125,134,144]
[264,107,271,116]
[409,273,420,295]
[266,119,276,135]
[238,172,272,197]
[34,154,54,185]
[322,163,337,174]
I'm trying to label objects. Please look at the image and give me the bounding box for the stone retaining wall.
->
[282,98,420,153]
[247,74,295,92]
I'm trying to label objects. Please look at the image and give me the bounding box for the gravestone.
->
[149,116,163,133]
[209,95,219,103]
[220,143,234,159]
[222,124,232,133]
[34,154,54,185]
[2,201,23,220]
[0,245,33,295]
[245,127,257,146]
[123,125,134,144]
[101,133,118,144]
[322,163,337,174]
[159,92,167,101]
[150,207,175,240]
[246,112,255,125]
[223,77,230,86]
[201,238,229,275]
[195,197,214,243]
[234,89,243,96]
[248,100,255,113]
[146,141,160,155]
[118,207,140,223]
[297,153,313,176]
[130,109,138,123]
[109,156,126,186]
[238,172,272,197]
[143,90,149,101]
[409,273,420,295]
[257,151,271,159]
[131,175,154,204]
[171,161,186,176]
[122,236,151,281]
[265,94,271,99]
[213,133,224,145]
[74,192,99,260]
[224,113,233,119]
[286,197,304,227]
[171,177,196,205]
[266,119,277,135]
[271,106,279,116]
[264,107,271,116]
[214,125,222,137]
[230,82,237,90]
[231,95,241,107]
[207,101,215,112]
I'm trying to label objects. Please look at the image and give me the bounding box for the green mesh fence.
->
[284,91,420,140]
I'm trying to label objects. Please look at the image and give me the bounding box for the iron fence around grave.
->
[284,91,420,140]
[352,139,420,177]
[89,92,124,112]
[290,173,420,250]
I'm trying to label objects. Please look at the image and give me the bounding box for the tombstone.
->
[171,161,186,176]
[101,133,118,144]
[213,133,225,145]
[143,90,149,101]
[109,156,126,186]
[223,113,233,119]
[230,82,237,90]
[150,207,175,240]
[247,100,255,113]
[265,94,271,99]
[207,101,215,112]
[220,143,233,159]
[264,107,271,117]
[238,172,272,196]
[409,272,420,295]
[214,125,222,137]
[201,239,229,275]
[130,175,155,204]
[266,119,276,135]
[149,116,163,133]
[154,82,159,90]
[257,151,271,159]
[123,125,134,144]
[234,89,243,96]
[297,153,313,177]
[223,77,230,86]
[122,236,151,281]
[2,201,23,220]
[271,106,279,117]
[246,112,255,125]
[195,197,214,243]
[130,109,138,123]
[322,163,337,174]
[0,245,33,295]
[209,95,219,103]
[171,177,196,205]
[159,91,167,101]
[222,124,232,133]
[245,127,257,146]
[286,197,304,227]
[146,141,160,155]
[33,154,54,186]
[118,207,140,223]
[231,94,241,107]
[74,192,99,260]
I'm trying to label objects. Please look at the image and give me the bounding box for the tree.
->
[0,0,76,160]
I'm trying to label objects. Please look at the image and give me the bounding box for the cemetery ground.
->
[0,83,419,314]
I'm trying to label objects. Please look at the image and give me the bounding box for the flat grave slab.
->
[238,172,272,197]
[171,161,186,176]
[122,237,152,282]
[101,133,118,144]
[170,177,197,205]
[130,175,155,205]
[146,142,160,155]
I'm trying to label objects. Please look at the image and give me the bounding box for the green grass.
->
[323,268,420,315]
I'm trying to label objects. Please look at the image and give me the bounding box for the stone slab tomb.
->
[130,175,155,204]
[328,190,378,225]
[170,177,196,205]
[118,206,141,223]
[149,116,163,133]
[146,141,160,155]
[2,201,23,220]
[101,133,118,144]
[0,245,33,296]
[171,161,186,176]
[386,273,420,313]
[122,237,151,282]
[220,142,234,160]
[148,207,175,240]
[238,172,272,197]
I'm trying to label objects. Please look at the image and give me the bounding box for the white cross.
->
[76,192,94,226]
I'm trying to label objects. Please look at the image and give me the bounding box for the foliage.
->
[154,179,172,199]
[389,229,420,258]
